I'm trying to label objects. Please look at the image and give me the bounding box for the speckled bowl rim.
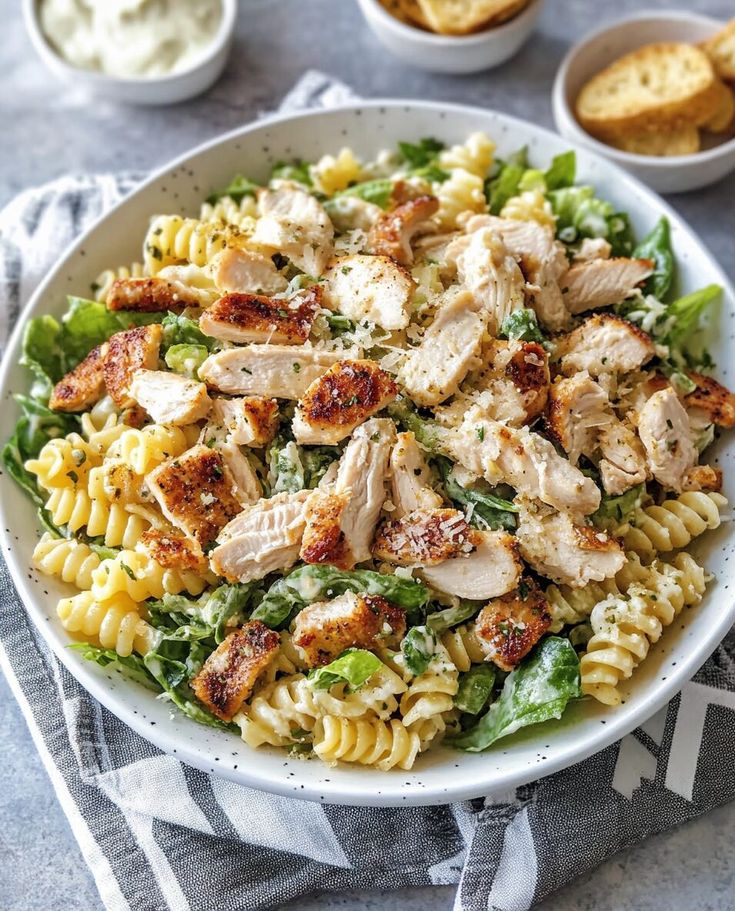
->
[1,100,733,807]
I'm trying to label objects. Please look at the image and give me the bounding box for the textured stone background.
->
[1,0,734,908]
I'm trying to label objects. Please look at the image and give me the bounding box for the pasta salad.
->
[5,131,732,772]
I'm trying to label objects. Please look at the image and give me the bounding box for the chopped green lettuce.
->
[387,398,446,451]
[398,137,444,170]
[161,312,215,352]
[267,435,305,494]
[455,664,496,714]
[665,284,722,364]
[499,308,545,344]
[333,178,394,209]
[448,637,581,751]
[549,186,634,255]
[400,625,438,676]
[253,565,430,629]
[271,159,312,186]
[592,483,645,527]
[426,599,483,633]
[485,147,528,214]
[633,216,674,300]
[544,150,576,191]
[206,174,259,205]
[164,344,209,378]
[309,648,382,691]
[437,457,517,532]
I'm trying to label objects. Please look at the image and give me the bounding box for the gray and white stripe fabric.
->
[2,73,735,911]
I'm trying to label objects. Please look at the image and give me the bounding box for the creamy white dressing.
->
[39,0,223,79]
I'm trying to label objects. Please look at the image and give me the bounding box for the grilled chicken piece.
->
[199,287,320,345]
[548,373,646,494]
[211,396,279,447]
[103,324,163,408]
[516,504,625,588]
[446,227,525,334]
[138,529,208,573]
[474,580,552,671]
[682,464,723,493]
[389,431,443,518]
[367,195,439,266]
[292,359,397,445]
[555,314,655,377]
[400,290,486,407]
[573,237,612,262]
[106,276,203,312]
[147,444,243,549]
[562,257,653,314]
[199,345,347,399]
[211,247,288,295]
[373,508,473,566]
[637,387,697,492]
[129,369,211,426]
[192,622,280,721]
[292,591,406,668]
[300,418,394,568]
[201,421,262,504]
[325,195,382,233]
[251,185,334,276]
[685,372,735,428]
[446,413,601,515]
[101,459,146,504]
[49,343,107,412]
[322,254,415,330]
[463,214,570,331]
[475,339,550,426]
[210,490,310,582]
[420,529,521,600]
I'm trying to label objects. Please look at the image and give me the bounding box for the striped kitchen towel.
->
[1,71,735,911]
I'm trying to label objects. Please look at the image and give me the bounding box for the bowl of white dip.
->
[23,0,236,105]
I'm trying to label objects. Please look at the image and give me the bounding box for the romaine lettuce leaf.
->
[448,637,580,751]
[271,159,312,186]
[398,137,444,169]
[206,174,259,205]
[548,186,634,255]
[592,483,645,527]
[161,312,215,351]
[485,147,528,214]
[165,344,209,378]
[455,664,496,714]
[333,178,394,209]
[499,308,545,344]
[309,648,382,691]
[665,284,722,364]
[152,582,260,644]
[400,625,438,676]
[426,599,483,633]
[436,457,517,532]
[544,150,576,191]
[633,216,674,300]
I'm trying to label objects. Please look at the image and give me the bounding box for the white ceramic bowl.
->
[2,101,734,807]
[552,11,735,194]
[22,0,236,105]
[355,0,543,73]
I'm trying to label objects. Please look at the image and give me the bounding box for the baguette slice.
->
[576,43,721,139]
[702,80,735,133]
[610,125,700,157]
[701,18,735,81]
[416,0,527,35]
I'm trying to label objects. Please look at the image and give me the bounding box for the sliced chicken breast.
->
[446,227,525,334]
[637,387,697,492]
[389,431,443,518]
[147,444,244,549]
[562,257,653,314]
[200,420,263,504]
[251,185,334,276]
[373,508,473,566]
[573,237,612,262]
[400,290,486,406]
[598,422,648,495]
[473,339,550,426]
[49,343,107,412]
[292,359,397,445]
[420,529,521,600]
[129,369,212,426]
[191,621,280,721]
[103,324,162,408]
[322,254,415,331]
[106,276,203,312]
[446,413,601,515]
[516,504,625,588]
[199,287,320,345]
[199,345,348,399]
[685,372,735,428]
[210,489,310,582]
[292,592,406,668]
[300,418,395,568]
[211,396,279,447]
[138,529,208,573]
[555,314,655,377]
[474,580,552,671]
[367,195,439,266]
[211,247,288,295]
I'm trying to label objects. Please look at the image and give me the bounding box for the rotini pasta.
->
[90,548,213,602]
[439,132,495,178]
[500,189,556,229]
[199,194,258,229]
[57,590,160,657]
[434,168,487,229]
[310,147,364,195]
[26,432,99,491]
[93,262,145,302]
[143,214,230,274]
[620,492,727,559]
[440,624,486,672]
[399,647,458,726]
[108,423,196,475]
[313,716,421,771]
[33,533,101,590]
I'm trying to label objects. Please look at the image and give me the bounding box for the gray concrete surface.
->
[1,0,734,908]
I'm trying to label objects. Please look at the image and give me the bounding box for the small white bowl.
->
[355,0,544,74]
[23,0,236,106]
[552,11,735,194]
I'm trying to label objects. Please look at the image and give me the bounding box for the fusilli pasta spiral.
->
[26,433,99,491]
[93,262,145,301]
[310,148,363,195]
[33,533,101,590]
[440,624,485,672]
[199,194,258,229]
[90,548,213,602]
[57,590,159,657]
[108,423,196,475]
[313,716,421,771]
[500,189,556,229]
[399,648,458,726]
[620,492,727,559]
[439,132,495,178]
[434,168,487,229]
[144,215,229,274]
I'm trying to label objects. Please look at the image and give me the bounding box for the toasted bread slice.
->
[415,0,526,35]
[576,43,720,139]
[701,18,735,81]
[702,80,735,132]
[610,124,700,157]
